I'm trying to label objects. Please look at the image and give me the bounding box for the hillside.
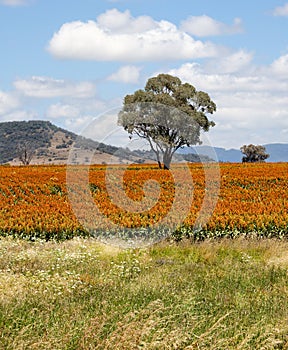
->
[0,120,143,165]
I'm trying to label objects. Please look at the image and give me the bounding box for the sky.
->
[1,0,288,149]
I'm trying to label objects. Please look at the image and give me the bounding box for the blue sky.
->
[1,0,288,149]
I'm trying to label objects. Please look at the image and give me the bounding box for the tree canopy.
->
[240,144,270,163]
[118,74,216,169]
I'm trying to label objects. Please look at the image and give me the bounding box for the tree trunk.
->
[163,152,172,170]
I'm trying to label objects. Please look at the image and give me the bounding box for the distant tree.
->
[118,73,216,169]
[17,142,35,165]
[240,144,270,163]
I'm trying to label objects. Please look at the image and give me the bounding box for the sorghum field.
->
[0,162,287,240]
[0,163,288,349]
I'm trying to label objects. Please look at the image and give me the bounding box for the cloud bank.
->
[167,53,288,148]
[47,9,220,62]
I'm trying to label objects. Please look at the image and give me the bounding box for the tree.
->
[118,74,216,169]
[240,144,270,163]
[17,141,35,165]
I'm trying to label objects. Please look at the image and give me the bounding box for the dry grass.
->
[1,237,288,349]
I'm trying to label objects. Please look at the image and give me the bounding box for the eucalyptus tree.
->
[118,74,216,169]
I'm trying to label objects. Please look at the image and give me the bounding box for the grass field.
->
[1,237,288,349]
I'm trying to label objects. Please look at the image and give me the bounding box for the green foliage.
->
[49,184,63,196]
[241,144,270,163]
[118,74,216,169]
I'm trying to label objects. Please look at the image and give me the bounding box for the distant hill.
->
[265,144,288,162]
[179,144,288,162]
[0,120,141,165]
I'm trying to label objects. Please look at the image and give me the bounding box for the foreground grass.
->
[0,237,288,349]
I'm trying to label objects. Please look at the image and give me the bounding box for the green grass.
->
[1,237,288,349]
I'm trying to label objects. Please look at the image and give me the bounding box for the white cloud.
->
[47,9,219,62]
[273,3,288,16]
[167,58,288,148]
[168,61,288,93]
[270,54,288,77]
[180,15,243,37]
[0,0,30,6]
[108,65,141,83]
[45,99,112,134]
[97,8,157,34]
[64,115,95,133]
[47,103,80,119]
[14,76,96,98]
[206,50,253,74]
[0,91,19,115]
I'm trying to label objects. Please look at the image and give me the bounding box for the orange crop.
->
[0,162,287,241]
